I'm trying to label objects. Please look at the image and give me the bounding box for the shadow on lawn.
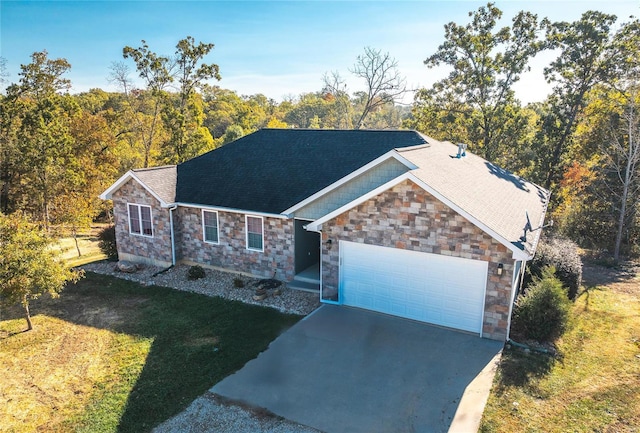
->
[495,347,556,390]
[33,272,300,433]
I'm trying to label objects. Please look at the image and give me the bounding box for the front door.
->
[295,219,320,274]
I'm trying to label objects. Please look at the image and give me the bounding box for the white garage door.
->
[340,241,488,334]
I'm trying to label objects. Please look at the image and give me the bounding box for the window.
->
[128,204,153,237]
[202,210,219,243]
[246,215,264,251]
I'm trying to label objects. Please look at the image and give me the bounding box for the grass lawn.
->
[0,272,301,433]
[480,261,640,432]
[52,225,108,268]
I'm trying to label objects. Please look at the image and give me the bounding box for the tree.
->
[119,37,221,165]
[414,3,543,163]
[535,11,618,189]
[163,36,221,163]
[350,47,407,129]
[117,41,173,167]
[0,212,82,331]
[321,71,353,129]
[10,51,76,230]
[609,18,640,260]
[606,89,640,261]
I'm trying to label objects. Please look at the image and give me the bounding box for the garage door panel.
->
[340,241,487,334]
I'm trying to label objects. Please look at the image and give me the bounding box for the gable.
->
[307,175,535,261]
[294,157,410,220]
[397,140,549,256]
[100,165,176,207]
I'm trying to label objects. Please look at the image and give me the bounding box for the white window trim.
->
[127,203,153,238]
[245,215,264,252]
[202,209,220,244]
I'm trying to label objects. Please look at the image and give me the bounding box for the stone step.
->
[294,274,321,284]
[288,279,320,293]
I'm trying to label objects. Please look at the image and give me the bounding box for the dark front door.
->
[295,219,320,273]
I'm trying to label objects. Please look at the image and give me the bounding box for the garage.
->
[339,241,488,334]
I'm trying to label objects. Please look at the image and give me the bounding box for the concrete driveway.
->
[212,305,503,433]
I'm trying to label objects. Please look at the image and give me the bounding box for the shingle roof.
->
[399,136,549,255]
[132,165,177,204]
[175,129,428,213]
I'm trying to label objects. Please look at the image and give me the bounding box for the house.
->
[100,129,549,340]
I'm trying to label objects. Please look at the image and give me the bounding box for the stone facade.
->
[319,179,515,340]
[112,179,173,267]
[175,207,295,281]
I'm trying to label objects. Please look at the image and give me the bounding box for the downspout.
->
[506,258,528,341]
[169,205,177,266]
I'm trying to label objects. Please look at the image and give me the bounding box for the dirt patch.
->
[582,260,640,296]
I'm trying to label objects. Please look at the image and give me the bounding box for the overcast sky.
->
[2,0,638,104]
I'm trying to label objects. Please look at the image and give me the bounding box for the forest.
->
[1,4,639,260]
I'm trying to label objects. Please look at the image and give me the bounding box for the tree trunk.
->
[614,103,636,262]
[73,225,82,257]
[23,296,33,331]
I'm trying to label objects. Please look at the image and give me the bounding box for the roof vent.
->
[456,143,467,158]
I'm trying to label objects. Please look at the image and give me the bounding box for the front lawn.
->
[480,262,640,432]
[0,272,301,433]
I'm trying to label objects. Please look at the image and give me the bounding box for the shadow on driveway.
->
[212,305,503,433]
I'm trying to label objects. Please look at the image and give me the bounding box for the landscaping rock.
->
[83,262,320,316]
[117,260,138,273]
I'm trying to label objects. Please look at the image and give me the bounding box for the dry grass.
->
[0,272,301,433]
[52,224,108,267]
[480,260,640,432]
[0,314,151,433]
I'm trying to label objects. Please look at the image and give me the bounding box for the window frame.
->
[127,203,153,237]
[245,215,264,252]
[202,209,220,244]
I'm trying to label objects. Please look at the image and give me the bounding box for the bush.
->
[98,225,118,260]
[527,235,583,299]
[512,267,571,343]
[233,278,245,288]
[188,265,206,280]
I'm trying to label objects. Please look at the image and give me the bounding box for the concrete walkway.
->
[212,305,503,433]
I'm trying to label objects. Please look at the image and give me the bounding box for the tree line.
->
[1,3,639,261]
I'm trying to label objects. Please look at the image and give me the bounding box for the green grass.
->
[53,225,108,267]
[480,269,640,432]
[0,272,301,433]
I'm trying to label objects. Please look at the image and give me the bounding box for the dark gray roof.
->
[176,129,428,213]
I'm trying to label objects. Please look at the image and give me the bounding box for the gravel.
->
[82,261,323,433]
[82,261,320,316]
[153,393,322,433]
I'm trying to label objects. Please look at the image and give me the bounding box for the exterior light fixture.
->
[497,263,504,276]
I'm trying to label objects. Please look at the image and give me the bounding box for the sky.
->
[1,0,639,105]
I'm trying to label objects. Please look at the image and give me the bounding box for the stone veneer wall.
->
[175,207,295,281]
[320,179,515,340]
[112,179,173,267]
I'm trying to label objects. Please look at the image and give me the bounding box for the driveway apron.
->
[212,304,503,433]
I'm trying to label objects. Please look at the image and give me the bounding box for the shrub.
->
[187,265,206,280]
[233,278,245,288]
[512,267,571,343]
[527,235,583,299]
[98,225,118,260]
